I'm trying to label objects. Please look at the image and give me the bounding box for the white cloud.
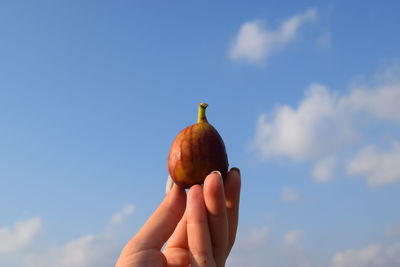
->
[0,217,42,253]
[228,227,313,267]
[283,230,312,267]
[385,223,400,238]
[229,8,317,64]
[248,226,269,245]
[0,204,135,267]
[110,203,135,225]
[332,244,384,267]
[332,243,400,267]
[346,142,400,187]
[284,230,303,246]
[344,70,400,123]
[312,157,336,182]
[229,224,400,267]
[227,226,270,266]
[252,83,352,161]
[282,187,300,202]
[346,84,400,121]
[24,234,118,267]
[28,203,135,267]
[250,65,400,186]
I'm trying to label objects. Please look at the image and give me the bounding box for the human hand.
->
[115,168,241,267]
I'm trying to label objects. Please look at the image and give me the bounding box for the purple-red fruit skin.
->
[168,109,228,188]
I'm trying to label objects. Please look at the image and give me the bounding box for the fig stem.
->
[197,102,208,123]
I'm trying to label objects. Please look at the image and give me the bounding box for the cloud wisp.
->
[284,230,304,246]
[229,8,317,64]
[312,157,337,182]
[332,243,400,267]
[110,204,135,225]
[282,187,300,203]
[346,142,400,187]
[0,217,42,254]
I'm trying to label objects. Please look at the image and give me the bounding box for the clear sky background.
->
[1,1,400,266]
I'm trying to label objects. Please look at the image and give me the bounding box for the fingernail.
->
[165,175,174,194]
[230,167,241,176]
[211,170,222,177]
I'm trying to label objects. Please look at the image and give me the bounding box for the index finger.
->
[118,184,186,257]
[187,185,216,267]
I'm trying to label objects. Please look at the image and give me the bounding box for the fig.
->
[167,102,229,188]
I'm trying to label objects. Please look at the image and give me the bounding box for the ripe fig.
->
[168,103,229,188]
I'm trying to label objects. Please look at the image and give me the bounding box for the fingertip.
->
[187,185,206,222]
[230,167,241,177]
[204,171,224,194]
[187,184,203,202]
[226,167,241,190]
[210,170,223,179]
[165,181,187,214]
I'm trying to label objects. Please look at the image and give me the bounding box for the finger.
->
[165,210,188,249]
[165,176,186,249]
[204,171,228,267]
[119,184,186,258]
[224,167,241,254]
[187,185,216,267]
[163,211,189,266]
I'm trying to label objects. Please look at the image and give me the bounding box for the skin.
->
[115,168,241,267]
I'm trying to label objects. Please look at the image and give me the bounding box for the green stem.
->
[197,102,208,123]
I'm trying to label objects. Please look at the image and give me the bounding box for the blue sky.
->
[1,1,400,266]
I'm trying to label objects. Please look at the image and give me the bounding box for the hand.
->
[115,168,241,267]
